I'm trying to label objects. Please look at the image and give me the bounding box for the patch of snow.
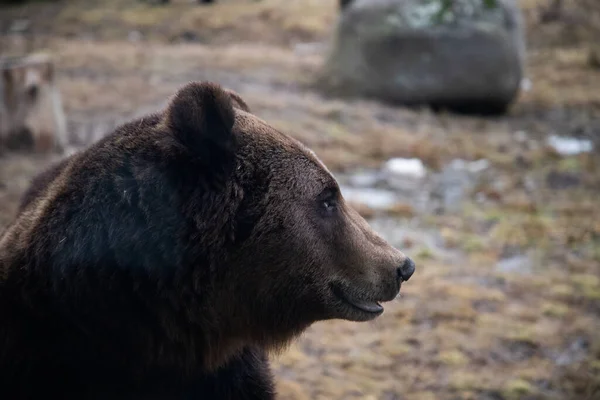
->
[346,170,381,187]
[514,130,528,142]
[447,158,490,174]
[547,135,593,156]
[520,77,532,92]
[496,255,531,274]
[383,157,427,179]
[339,186,398,209]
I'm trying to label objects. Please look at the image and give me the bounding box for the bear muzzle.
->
[328,255,416,322]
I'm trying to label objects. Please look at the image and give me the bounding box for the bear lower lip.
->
[346,298,384,314]
[331,285,384,314]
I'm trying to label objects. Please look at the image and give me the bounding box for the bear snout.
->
[366,247,415,306]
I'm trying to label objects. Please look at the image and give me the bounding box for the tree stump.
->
[0,53,67,154]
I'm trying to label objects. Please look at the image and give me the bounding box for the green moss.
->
[483,209,503,223]
[504,325,538,344]
[551,283,575,298]
[461,234,486,253]
[571,274,600,299]
[415,246,436,260]
[542,302,570,317]
[503,379,536,399]
[558,157,582,172]
[591,241,600,262]
[571,273,600,289]
[448,371,480,391]
[583,287,600,300]
[438,350,469,366]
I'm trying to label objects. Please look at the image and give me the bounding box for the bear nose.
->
[397,257,416,282]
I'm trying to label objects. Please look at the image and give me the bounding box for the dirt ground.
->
[1,1,599,399]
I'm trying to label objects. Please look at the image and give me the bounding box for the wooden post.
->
[0,53,67,154]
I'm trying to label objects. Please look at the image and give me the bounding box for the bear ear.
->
[166,81,237,174]
[224,89,252,113]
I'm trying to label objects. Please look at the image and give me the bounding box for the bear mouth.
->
[331,284,384,315]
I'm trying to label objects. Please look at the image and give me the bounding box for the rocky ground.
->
[1,1,599,399]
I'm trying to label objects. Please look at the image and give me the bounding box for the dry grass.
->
[1,0,599,399]
[273,262,600,400]
[0,0,338,45]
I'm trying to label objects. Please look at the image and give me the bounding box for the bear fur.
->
[0,81,415,399]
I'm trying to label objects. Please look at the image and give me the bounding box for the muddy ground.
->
[1,1,599,399]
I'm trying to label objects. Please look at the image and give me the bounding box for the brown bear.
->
[0,81,415,399]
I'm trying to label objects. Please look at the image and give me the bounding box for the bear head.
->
[162,81,415,354]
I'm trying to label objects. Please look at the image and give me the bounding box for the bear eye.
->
[319,188,339,216]
[322,199,337,212]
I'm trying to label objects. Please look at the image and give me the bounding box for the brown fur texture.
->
[0,81,415,399]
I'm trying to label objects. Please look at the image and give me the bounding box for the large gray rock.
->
[318,0,526,115]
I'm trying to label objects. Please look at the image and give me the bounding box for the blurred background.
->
[0,0,599,399]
